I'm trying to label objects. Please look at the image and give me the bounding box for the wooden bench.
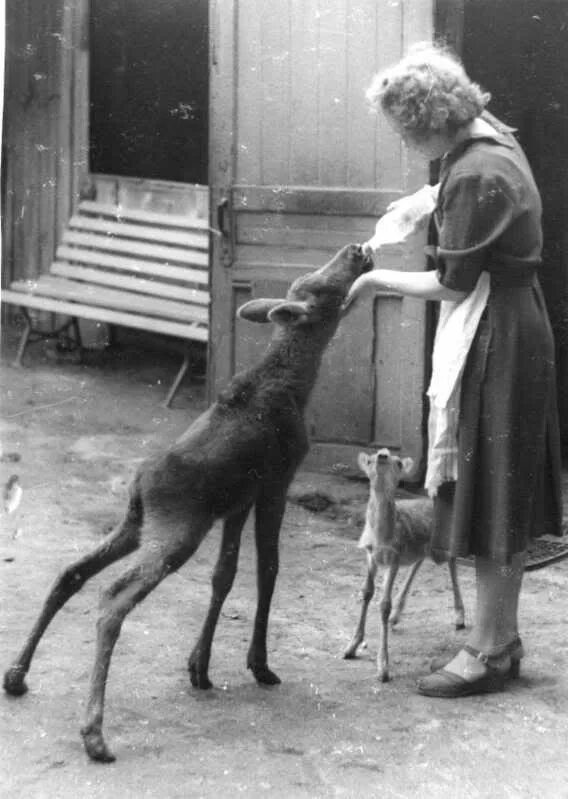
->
[2,200,210,406]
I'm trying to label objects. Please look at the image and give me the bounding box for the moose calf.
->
[344,448,465,682]
[3,244,373,763]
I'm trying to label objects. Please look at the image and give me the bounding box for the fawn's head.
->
[358,448,414,497]
[236,244,373,328]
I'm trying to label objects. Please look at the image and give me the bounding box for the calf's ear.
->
[268,300,311,326]
[237,298,282,323]
[401,457,414,477]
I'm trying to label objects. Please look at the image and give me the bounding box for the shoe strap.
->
[463,637,522,667]
[463,644,490,665]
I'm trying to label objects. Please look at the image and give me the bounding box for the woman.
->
[345,45,563,697]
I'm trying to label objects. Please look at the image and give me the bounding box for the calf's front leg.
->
[247,490,287,685]
[377,559,399,682]
[343,549,377,659]
[188,505,251,689]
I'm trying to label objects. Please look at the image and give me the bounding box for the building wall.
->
[2,0,89,287]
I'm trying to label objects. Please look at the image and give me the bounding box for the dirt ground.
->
[1,329,568,799]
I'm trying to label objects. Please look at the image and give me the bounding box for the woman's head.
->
[366,44,490,154]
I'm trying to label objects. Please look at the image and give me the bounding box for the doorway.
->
[89,0,209,184]
[440,0,568,453]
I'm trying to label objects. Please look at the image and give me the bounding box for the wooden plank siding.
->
[2,0,89,295]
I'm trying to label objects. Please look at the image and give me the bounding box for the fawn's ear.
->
[400,457,414,477]
[268,300,311,326]
[357,452,372,475]
[237,298,283,323]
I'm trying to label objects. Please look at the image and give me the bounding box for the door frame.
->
[207,0,237,400]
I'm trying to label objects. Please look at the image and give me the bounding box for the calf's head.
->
[237,244,373,327]
[358,448,414,497]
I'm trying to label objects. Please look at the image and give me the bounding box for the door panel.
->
[209,0,434,466]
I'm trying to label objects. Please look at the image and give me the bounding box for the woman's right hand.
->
[342,272,375,315]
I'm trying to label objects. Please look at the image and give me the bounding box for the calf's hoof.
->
[378,671,390,683]
[249,664,281,686]
[188,662,213,690]
[455,621,466,631]
[343,646,358,660]
[81,726,116,763]
[3,665,29,696]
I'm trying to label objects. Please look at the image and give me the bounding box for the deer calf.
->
[344,448,465,682]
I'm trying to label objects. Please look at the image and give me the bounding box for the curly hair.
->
[366,43,490,140]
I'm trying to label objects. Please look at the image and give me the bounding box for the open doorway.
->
[441,0,568,453]
[89,0,209,184]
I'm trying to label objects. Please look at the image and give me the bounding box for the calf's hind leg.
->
[82,517,211,763]
[3,518,138,697]
[389,559,423,627]
[188,504,251,689]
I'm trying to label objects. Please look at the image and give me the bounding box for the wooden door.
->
[209,0,433,470]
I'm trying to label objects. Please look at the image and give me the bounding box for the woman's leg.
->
[442,552,525,680]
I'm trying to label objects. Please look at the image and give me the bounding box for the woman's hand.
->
[342,267,467,308]
[342,272,376,315]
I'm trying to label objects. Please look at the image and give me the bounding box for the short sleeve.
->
[436,171,516,292]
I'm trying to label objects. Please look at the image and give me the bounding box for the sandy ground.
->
[1,329,568,799]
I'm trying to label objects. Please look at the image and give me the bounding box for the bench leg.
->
[163,351,191,408]
[12,310,83,367]
[71,317,83,350]
[12,311,33,368]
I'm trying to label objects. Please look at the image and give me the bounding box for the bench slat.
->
[4,197,212,354]
[62,230,209,268]
[68,215,209,250]
[56,245,208,286]
[50,262,209,305]
[1,289,208,341]
[78,200,209,231]
[9,277,209,324]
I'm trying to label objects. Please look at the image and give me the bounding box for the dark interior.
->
[461,0,568,451]
[89,0,209,184]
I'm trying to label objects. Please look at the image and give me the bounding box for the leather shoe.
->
[417,638,524,698]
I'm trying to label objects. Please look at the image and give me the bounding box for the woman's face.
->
[386,115,453,161]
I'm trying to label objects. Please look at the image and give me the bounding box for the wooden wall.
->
[2,0,89,289]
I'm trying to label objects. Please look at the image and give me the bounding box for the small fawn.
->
[344,448,465,682]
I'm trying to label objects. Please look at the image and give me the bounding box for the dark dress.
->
[429,114,563,563]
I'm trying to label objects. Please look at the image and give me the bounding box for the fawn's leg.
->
[389,559,424,627]
[343,549,377,659]
[3,519,138,697]
[81,526,205,763]
[377,559,399,682]
[448,557,466,629]
[188,504,251,689]
[246,489,287,685]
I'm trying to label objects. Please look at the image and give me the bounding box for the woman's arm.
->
[343,268,468,312]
